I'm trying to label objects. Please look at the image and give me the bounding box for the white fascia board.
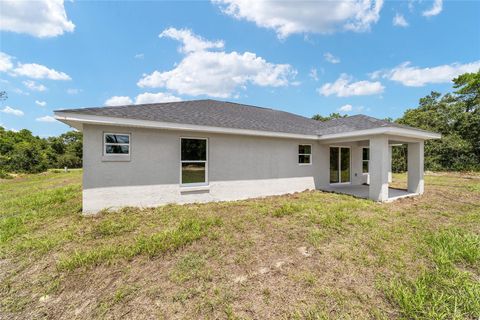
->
[317,127,441,141]
[54,112,320,140]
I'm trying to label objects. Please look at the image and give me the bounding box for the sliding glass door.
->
[329,147,351,183]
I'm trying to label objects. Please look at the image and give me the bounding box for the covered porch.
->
[317,127,440,202]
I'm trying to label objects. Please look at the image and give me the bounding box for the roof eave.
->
[54,111,320,140]
[317,126,441,141]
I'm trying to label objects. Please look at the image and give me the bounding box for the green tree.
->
[395,71,480,171]
[0,127,83,174]
[9,141,47,173]
[312,112,347,122]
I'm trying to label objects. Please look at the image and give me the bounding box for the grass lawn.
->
[1,170,479,319]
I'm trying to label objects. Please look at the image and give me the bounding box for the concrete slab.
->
[320,184,418,202]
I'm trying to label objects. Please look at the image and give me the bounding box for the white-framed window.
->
[180,137,208,186]
[298,144,312,165]
[104,133,130,155]
[362,147,369,173]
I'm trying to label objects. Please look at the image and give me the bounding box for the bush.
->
[0,169,12,179]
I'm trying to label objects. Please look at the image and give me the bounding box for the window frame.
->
[102,132,131,161]
[298,144,312,165]
[362,147,369,174]
[329,145,352,184]
[180,137,208,187]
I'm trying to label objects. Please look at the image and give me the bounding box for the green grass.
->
[58,216,222,271]
[388,228,480,319]
[1,170,479,319]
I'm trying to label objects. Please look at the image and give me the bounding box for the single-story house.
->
[54,99,441,214]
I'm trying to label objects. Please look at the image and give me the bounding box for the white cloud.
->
[23,80,47,92]
[13,88,29,96]
[423,0,443,17]
[160,28,224,53]
[36,115,56,122]
[0,0,75,38]
[213,0,383,38]
[372,61,480,87]
[338,104,353,112]
[104,96,133,106]
[138,28,296,98]
[324,52,340,64]
[67,88,81,95]
[0,52,14,72]
[35,100,47,107]
[318,74,384,97]
[309,68,319,81]
[134,53,144,59]
[135,92,182,104]
[104,92,182,106]
[393,13,409,27]
[1,51,71,80]
[1,106,24,116]
[14,63,71,80]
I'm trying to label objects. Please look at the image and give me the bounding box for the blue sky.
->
[0,0,479,137]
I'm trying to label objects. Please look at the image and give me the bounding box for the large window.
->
[104,133,130,155]
[181,138,207,185]
[298,144,312,164]
[362,148,369,173]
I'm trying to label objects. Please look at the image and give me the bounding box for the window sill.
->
[102,155,131,162]
[180,185,210,193]
[298,163,312,166]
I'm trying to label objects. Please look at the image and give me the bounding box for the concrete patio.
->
[321,184,418,202]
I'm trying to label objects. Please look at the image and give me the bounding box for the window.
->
[298,144,312,164]
[104,133,130,155]
[362,147,369,173]
[181,138,207,185]
[330,147,350,183]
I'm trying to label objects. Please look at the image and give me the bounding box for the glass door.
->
[329,147,351,183]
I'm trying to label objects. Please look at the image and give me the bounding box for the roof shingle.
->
[55,99,426,136]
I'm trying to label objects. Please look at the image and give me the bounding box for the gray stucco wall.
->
[82,124,330,213]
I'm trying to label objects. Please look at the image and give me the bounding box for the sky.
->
[0,0,479,137]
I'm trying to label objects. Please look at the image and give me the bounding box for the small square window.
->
[298,144,312,165]
[104,133,130,157]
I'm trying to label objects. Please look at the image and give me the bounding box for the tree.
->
[453,71,480,112]
[394,71,480,171]
[312,112,347,122]
[0,128,83,174]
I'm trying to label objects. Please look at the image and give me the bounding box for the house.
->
[54,99,441,214]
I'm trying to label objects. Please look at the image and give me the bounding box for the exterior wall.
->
[82,124,329,213]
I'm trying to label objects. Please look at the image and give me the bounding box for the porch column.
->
[369,136,389,201]
[388,145,392,183]
[407,142,424,194]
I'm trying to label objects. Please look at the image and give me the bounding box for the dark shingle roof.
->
[55,99,425,136]
[315,114,424,135]
[57,99,324,136]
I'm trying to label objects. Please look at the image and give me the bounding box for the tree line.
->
[0,128,82,177]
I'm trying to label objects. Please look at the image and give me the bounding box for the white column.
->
[388,145,392,183]
[315,144,330,189]
[351,145,363,185]
[369,136,389,201]
[408,142,424,194]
